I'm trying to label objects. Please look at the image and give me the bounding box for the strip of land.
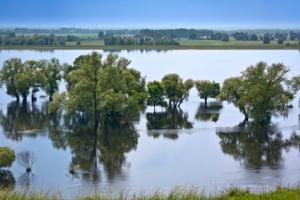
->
[1,187,300,200]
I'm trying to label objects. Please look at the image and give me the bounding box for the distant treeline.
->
[138,29,300,41]
[0,28,139,35]
[103,36,179,45]
[0,33,81,46]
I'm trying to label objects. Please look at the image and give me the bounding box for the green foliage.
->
[161,73,193,108]
[0,58,23,101]
[219,62,295,124]
[40,58,63,101]
[0,58,62,102]
[147,81,166,109]
[195,80,220,106]
[65,52,146,126]
[48,92,66,114]
[0,147,15,168]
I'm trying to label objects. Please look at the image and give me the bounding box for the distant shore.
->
[0,44,299,50]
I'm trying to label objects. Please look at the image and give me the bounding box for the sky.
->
[0,0,299,29]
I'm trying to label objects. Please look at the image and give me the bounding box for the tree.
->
[219,62,295,125]
[40,58,62,101]
[263,33,271,44]
[277,38,284,45]
[219,77,249,122]
[66,52,103,127]
[195,80,220,107]
[0,58,23,101]
[161,73,193,108]
[147,81,165,111]
[0,147,15,168]
[65,52,146,128]
[98,31,104,40]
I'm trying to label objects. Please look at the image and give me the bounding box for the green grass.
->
[2,187,300,200]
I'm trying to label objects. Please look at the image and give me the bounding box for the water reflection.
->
[195,102,223,122]
[146,107,193,139]
[0,101,48,141]
[216,125,290,169]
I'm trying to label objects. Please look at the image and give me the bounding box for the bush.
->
[0,147,15,168]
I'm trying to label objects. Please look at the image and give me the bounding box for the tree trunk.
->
[204,97,207,108]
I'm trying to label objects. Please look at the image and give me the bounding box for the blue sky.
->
[0,0,299,28]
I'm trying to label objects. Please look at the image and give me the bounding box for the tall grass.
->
[1,187,300,200]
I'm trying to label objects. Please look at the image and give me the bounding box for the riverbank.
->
[0,43,299,50]
[1,187,300,200]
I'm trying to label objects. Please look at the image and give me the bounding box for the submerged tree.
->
[0,58,23,101]
[219,62,295,125]
[17,151,35,173]
[161,73,193,108]
[147,81,166,111]
[195,80,220,107]
[40,58,63,101]
[65,52,146,128]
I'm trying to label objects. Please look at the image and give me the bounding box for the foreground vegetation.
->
[1,187,300,200]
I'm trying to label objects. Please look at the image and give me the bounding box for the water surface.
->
[0,50,300,198]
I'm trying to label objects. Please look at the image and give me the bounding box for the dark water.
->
[0,50,300,198]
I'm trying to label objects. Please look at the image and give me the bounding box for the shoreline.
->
[0,45,299,50]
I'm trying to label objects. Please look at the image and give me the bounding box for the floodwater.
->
[0,49,300,198]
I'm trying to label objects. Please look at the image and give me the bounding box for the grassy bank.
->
[1,187,300,200]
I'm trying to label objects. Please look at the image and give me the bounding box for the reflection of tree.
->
[195,102,222,122]
[47,109,140,182]
[0,101,48,141]
[216,125,287,169]
[98,127,138,180]
[146,108,193,130]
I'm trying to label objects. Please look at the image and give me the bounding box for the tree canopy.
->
[219,62,295,125]
[161,73,193,108]
[65,52,147,127]
[195,80,220,107]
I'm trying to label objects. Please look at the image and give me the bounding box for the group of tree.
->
[139,29,214,39]
[0,33,83,46]
[147,74,193,110]
[103,35,179,45]
[62,52,147,128]
[232,32,258,41]
[0,58,63,102]
[290,31,300,41]
[1,53,300,127]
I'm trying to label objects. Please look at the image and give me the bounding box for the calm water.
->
[0,50,300,198]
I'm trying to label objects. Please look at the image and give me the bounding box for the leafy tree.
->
[40,58,63,101]
[65,52,103,126]
[263,33,272,44]
[0,58,23,101]
[195,80,220,107]
[161,74,193,108]
[65,52,146,128]
[219,62,295,125]
[219,77,249,122]
[0,147,15,168]
[147,81,166,111]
